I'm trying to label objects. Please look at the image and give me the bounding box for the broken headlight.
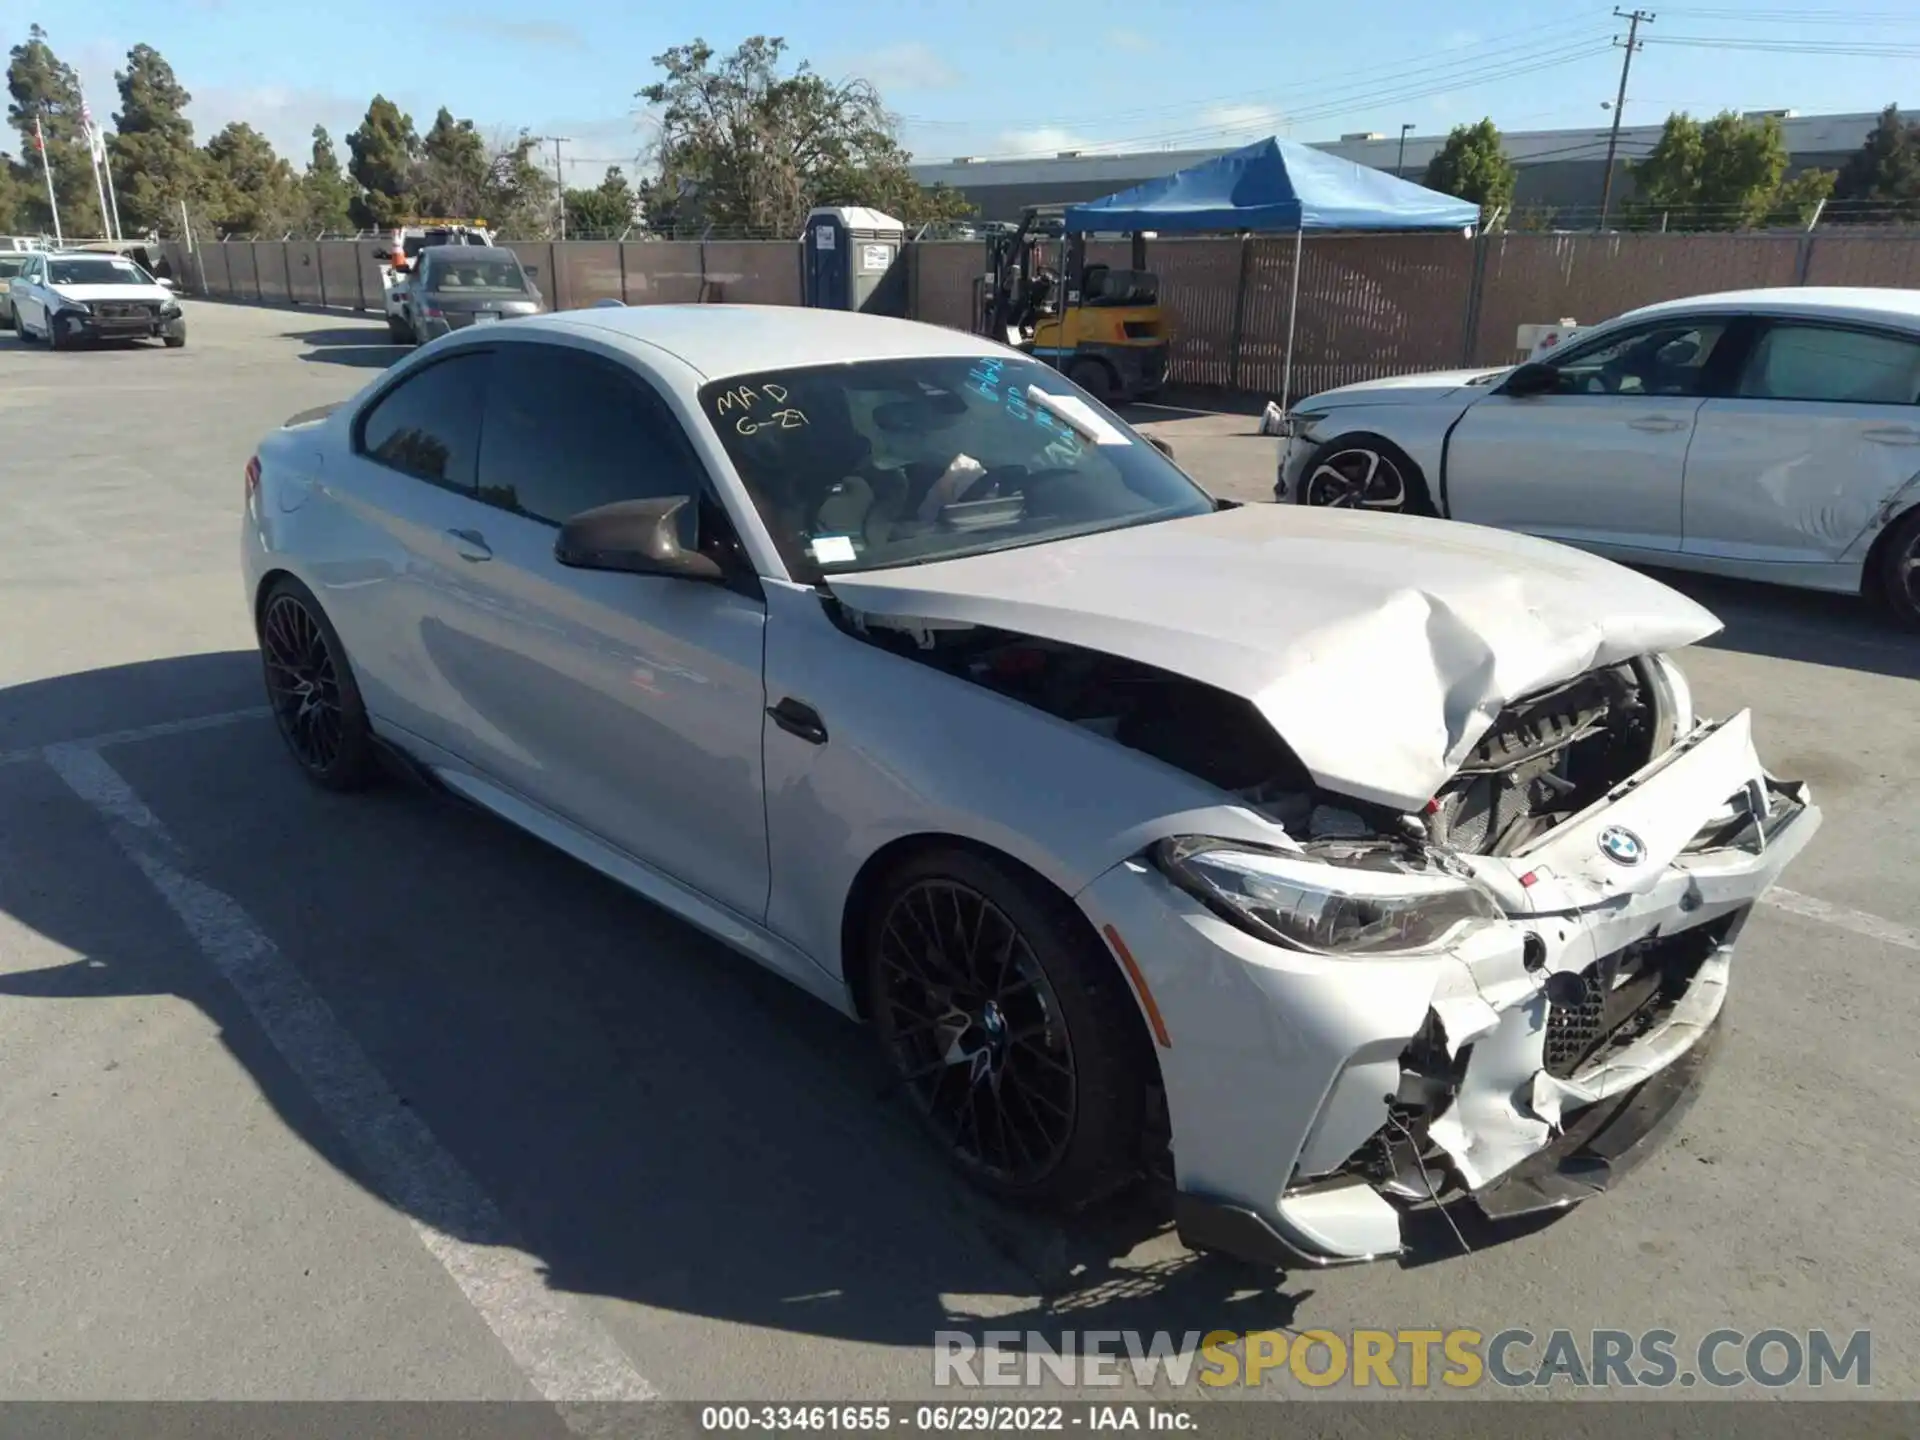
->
[1150,837,1505,957]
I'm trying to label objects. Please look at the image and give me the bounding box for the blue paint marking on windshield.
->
[966,357,1084,461]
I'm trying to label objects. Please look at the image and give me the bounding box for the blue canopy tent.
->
[1062,137,1481,407]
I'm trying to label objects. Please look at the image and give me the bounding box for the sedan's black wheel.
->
[867,848,1149,1210]
[258,577,379,790]
[1876,506,1920,630]
[1298,436,1432,514]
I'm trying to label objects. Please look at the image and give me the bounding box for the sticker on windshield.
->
[710,382,809,436]
[809,535,857,564]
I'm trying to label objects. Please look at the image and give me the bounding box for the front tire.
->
[164,334,186,349]
[46,313,70,350]
[1295,434,1434,515]
[387,315,413,344]
[1068,357,1117,404]
[865,847,1150,1211]
[1875,506,1920,630]
[257,576,380,791]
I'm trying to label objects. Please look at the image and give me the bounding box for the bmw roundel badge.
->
[1598,826,1646,866]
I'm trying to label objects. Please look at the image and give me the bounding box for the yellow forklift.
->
[976,205,1169,403]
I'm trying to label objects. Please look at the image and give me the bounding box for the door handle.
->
[446,527,492,562]
[767,697,828,745]
[1627,415,1687,433]
[1863,426,1920,445]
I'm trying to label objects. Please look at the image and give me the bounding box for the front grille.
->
[1542,919,1729,1078]
[95,302,153,321]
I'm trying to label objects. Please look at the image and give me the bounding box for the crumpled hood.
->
[825,505,1722,812]
[49,282,172,305]
[1299,367,1510,409]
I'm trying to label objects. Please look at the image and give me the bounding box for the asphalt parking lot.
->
[1,301,1916,1411]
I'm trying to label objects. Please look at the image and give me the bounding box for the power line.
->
[1647,35,1920,56]
[897,16,1616,136]
[972,41,1616,159]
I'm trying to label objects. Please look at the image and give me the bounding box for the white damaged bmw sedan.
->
[242,304,1820,1267]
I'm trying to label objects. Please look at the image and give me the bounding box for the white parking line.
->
[0,706,271,768]
[1760,887,1920,952]
[42,742,659,1423]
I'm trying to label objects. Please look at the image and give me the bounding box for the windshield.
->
[424,257,526,293]
[701,355,1214,583]
[49,257,147,287]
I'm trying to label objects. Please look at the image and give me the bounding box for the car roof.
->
[420,245,520,264]
[523,304,1010,381]
[1616,286,1920,330]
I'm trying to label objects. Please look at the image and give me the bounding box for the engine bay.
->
[837,603,1671,858]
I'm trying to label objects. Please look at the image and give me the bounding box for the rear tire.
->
[257,576,381,791]
[1875,506,1920,630]
[864,846,1150,1212]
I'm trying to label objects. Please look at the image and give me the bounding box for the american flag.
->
[80,95,106,160]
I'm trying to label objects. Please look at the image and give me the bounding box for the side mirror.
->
[1501,360,1559,397]
[157,277,178,291]
[1144,435,1175,460]
[524,265,540,279]
[554,496,723,581]
[373,248,391,261]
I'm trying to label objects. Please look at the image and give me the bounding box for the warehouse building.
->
[908,109,1892,222]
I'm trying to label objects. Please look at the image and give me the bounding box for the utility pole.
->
[1598,7,1654,230]
[548,136,571,240]
[1397,122,1415,177]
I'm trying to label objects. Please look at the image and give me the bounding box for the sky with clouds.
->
[9,0,1917,181]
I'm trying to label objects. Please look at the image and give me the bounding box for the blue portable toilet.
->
[801,207,906,316]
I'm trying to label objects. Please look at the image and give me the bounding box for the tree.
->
[346,95,418,228]
[481,129,559,237]
[1421,118,1516,212]
[1830,104,1920,224]
[201,121,299,235]
[415,106,489,216]
[1630,110,1833,230]
[563,165,637,235]
[108,43,201,236]
[7,25,104,235]
[301,125,355,233]
[0,153,30,231]
[637,35,973,236]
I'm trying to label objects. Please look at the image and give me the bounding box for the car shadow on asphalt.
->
[1639,567,1920,682]
[0,653,1573,1366]
[284,326,407,369]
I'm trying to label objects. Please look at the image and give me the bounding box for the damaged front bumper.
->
[1077,708,1821,1268]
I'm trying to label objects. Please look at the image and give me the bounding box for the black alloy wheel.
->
[1301,442,1411,510]
[868,850,1149,1208]
[258,578,379,790]
[876,879,1075,1187]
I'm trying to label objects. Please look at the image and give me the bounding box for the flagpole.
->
[103,153,124,241]
[79,90,113,242]
[34,115,62,246]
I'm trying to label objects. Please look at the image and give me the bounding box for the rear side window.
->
[1737,324,1920,405]
[357,350,490,491]
[475,342,710,525]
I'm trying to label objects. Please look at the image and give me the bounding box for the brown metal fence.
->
[161,230,1920,397]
